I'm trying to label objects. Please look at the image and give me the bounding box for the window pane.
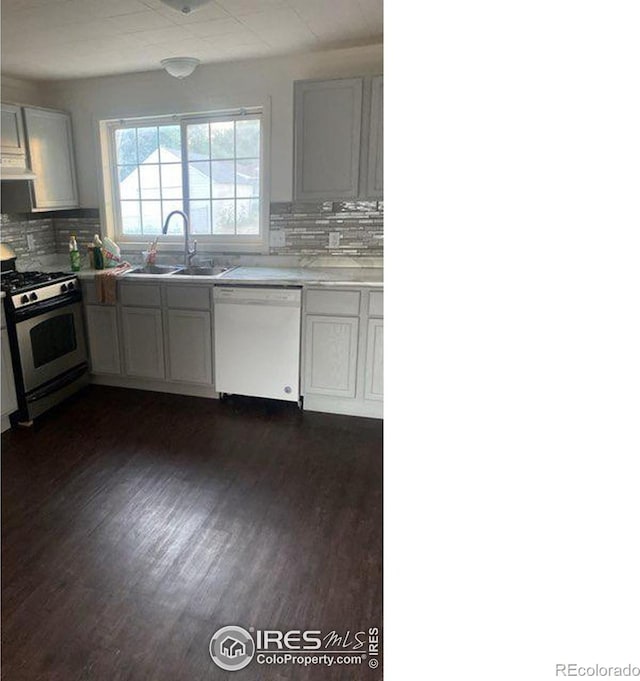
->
[121,201,141,235]
[159,125,181,162]
[189,200,211,234]
[139,164,160,200]
[235,119,260,158]
[187,124,209,159]
[236,198,259,235]
[188,161,210,199]
[236,159,259,198]
[160,163,183,200]
[137,127,159,164]
[211,160,234,198]
[210,121,234,159]
[212,199,235,234]
[115,116,261,240]
[118,166,139,199]
[141,201,162,234]
[162,202,185,234]
[115,128,137,166]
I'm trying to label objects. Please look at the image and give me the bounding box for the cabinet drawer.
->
[368,291,383,317]
[119,283,161,307]
[305,289,360,316]
[166,285,210,310]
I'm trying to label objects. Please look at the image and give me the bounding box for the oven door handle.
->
[13,291,82,322]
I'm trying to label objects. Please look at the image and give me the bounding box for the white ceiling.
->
[0,0,383,81]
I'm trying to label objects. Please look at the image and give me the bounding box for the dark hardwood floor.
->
[1,386,382,680]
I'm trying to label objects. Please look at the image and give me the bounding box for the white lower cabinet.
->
[304,315,359,398]
[166,309,212,385]
[79,278,382,418]
[302,288,383,418]
[81,279,216,398]
[121,307,165,379]
[364,318,383,401]
[85,305,121,375]
[1,328,18,427]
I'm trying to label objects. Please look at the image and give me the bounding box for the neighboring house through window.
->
[100,108,265,252]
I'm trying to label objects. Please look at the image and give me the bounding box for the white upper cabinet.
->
[294,78,364,201]
[22,106,79,210]
[293,75,383,202]
[366,76,383,198]
[1,104,27,158]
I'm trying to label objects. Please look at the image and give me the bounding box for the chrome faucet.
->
[162,210,197,267]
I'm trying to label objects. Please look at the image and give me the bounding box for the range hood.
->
[0,156,36,180]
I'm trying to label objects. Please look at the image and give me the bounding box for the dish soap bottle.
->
[69,235,81,272]
[92,234,104,270]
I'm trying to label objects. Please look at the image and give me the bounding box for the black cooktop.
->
[0,270,74,295]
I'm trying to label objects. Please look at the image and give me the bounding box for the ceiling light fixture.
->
[161,57,200,79]
[157,0,214,15]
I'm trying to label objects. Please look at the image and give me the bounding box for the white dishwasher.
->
[213,286,302,402]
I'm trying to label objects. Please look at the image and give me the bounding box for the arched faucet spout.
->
[162,210,197,267]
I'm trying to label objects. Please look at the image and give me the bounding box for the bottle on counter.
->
[92,234,104,270]
[69,235,81,272]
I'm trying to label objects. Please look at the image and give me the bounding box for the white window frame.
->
[98,106,269,254]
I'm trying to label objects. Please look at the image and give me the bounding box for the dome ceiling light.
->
[161,57,201,78]
[157,0,215,14]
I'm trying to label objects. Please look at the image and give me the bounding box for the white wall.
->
[46,44,382,208]
[1,75,54,107]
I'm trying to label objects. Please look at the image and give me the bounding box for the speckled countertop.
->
[76,265,383,287]
[214,266,382,286]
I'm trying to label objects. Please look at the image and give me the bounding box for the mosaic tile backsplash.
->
[1,201,383,263]
[0,211,102,268]
[0,215,56,262]
[269,201,383,256]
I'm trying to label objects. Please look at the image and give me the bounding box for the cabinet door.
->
[1,329,18,417]
[23,107,79,210]
[294,78,363,200]
[121,307,165,379]
[1,104,26,157]
[304,315,359,398]
[166,309,212,385]
[85,305,121,375]
[366,76,383,198]
[364,318,383,401]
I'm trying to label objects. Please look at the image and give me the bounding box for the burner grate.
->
[0,271,73,295]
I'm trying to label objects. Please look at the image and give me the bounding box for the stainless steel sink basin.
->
[170,266,232,277]
[128,264,185,276]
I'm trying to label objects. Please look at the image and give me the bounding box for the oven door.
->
[15,301,87,393]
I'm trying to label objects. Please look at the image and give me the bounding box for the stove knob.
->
[67,281,75,290]
[20,294,29,304]
[29,292,38,301]
[61,283,68,292]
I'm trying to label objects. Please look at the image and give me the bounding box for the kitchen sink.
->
[128,264,184,276]
[170,266,232,277]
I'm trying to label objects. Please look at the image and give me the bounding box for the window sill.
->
[115,239,269,256]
